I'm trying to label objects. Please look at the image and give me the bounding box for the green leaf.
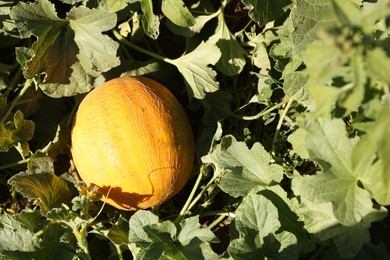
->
[283,71,314,109]
[366,47,390,85]
[202,135,283,197]
[161,0,195,27]
[177,216,219,246]
[143,221,185,259]
[290,0,338,58]
[17,210,44,234]
[241,0,293,26]
[208,10,247,76]
[332,0,362,26]
[167,41,221,99]
[200,89,232,125]
[361,99,390,205]
[0,212,40,252]
[128,210,159,247]
[34,223,75,259]
[8,171,72,214]
[236,193,281,241]
[252,42,271,73]
[141,0,160,39]
[97,0,132,13]
[166,10,219,37]
[258,186,315,254]
[0,0,14,32]
[0,110,35,153]
[176,216,220,259]
[287,128,309,159]
[228,193,281,258]
[67,6,120,74]
[15,47,34,72]
[107,216,130,245]
[10,0,120,97]
[0,123,14,152]
[337,53,366,114]
[294,196,387,258]
[11,110,35,143]
[294,118,374,225]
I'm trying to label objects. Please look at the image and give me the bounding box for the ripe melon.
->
[71,76,195,210]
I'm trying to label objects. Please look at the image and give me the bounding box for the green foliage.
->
[1,0,390,259]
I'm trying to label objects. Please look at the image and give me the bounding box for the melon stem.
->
[271,97,294,155]
[175,165,205,223]
[0,78,33,125]
[112,30,173,63]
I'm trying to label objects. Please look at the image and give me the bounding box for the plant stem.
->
[175,165,206,223]
[208,214,226,230]
[114,244,124,260]
[200,210,236,218]
[271,97,294,155]
[187,171,221,214]
[0,158,29,170]
[240,101,285,120]
[0,78,33,124]
[112,30,171,63]
[74,228,92,260]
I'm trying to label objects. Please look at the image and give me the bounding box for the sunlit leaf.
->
[228,193,281,258]
[161,0,195,27]
[291,0,338,58]
[8,171,72,214]
[294,118,374,225]
[167,41,221,99]
[141,0,159,39]
[202,135,283,197]
[10,0,120,97]
[0,212,40,252]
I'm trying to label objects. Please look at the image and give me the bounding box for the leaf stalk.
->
[0,78,33,125]
[112,30,172,63]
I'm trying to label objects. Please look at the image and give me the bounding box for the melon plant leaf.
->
[202,135,283,197]
[143,221,185,259]
[293,118,374,226]
[0,212,40,252]
[67,6,120,75]
[366,48,390,85]
[128,210,159,246]
[161,0,195,27]
[10,0,120,97]
[168,41,221,99]
[141,0,159,39]
[332,0,362,26]
[235,193,281,242]
[0,110,34,153]
[287,128,309,159]
[258,186,315,254]
[294,195,387,258]
[360,99,390,205]
[290,0,338,58]
[283,71,314,109]
[177,216,219,246]
[241,0,293,26]
[208,10,247,76]
[0,0,14,32]
[8,171,72,214]
[228,193,281,258]
[107,216,130,245]
[96,0,133,13]
[166,9,219,37]
[0,124,14,152]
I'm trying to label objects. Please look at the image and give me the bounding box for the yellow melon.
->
[71,76,194,210]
